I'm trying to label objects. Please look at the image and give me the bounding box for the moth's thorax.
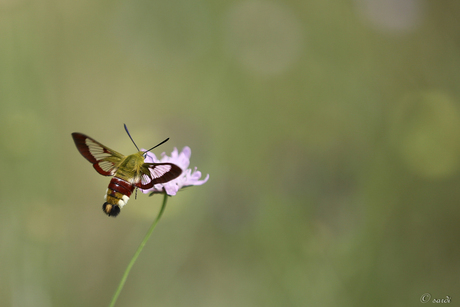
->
[120,152,145,169]
[115,152,145,180]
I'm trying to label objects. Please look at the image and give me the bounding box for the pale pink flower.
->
[140,146,209,196]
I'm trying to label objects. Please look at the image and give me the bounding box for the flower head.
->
[140,146,209,196]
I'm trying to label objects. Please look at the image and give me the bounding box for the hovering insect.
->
[71,125,182,217]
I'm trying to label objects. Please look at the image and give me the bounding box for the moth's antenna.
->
[124,124,140,151]
[144,138,169,154]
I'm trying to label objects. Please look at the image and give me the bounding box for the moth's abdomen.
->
[102,177,135,217]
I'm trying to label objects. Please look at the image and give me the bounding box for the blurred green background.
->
[1,0,460,306]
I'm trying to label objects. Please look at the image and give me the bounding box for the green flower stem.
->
[109,193,169,307]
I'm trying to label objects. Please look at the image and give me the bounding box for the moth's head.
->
[102,202,120,217]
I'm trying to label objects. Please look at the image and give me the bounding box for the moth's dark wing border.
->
[71,133,124,176]
[136,163,182,189]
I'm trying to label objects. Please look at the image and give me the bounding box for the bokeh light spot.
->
[355,0,425,34]
[390,91,460,178]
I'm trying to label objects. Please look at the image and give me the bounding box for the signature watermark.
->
[420,293,451,303]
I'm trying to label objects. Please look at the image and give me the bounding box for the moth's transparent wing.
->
[72,133,125,176]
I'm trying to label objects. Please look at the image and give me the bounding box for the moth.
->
[71,125,182,217]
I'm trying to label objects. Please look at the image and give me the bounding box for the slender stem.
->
[108,194,169,307]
